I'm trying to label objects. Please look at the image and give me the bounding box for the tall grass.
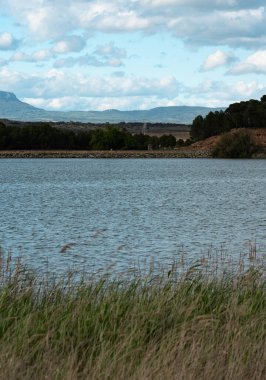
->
[0,249,265,380]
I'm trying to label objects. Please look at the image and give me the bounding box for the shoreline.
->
[0,149,211,159]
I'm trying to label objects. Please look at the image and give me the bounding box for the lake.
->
[0,158,265,276]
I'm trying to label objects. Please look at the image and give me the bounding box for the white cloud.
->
[233,80,264,95]
[142,0,265,10]
[2,1,266,48]
[75,2,153,32]
[11,51,29,61]
[201,50,236,71]
[23,5,76,40]
[112,71,125,77]
[0,58,7,67]
[94,42,127,59]
[168,7,266,48]
[228,50,266,74]
[53,42,127,68]
[21,78,266,110]
[52,35,87,54]
[22,95,184,111]
[0,32,18,50]
[0,67,181,106]
[8,41,127,68]
[1,66,265,111]
[10,49,52,62]
[32,49,52,61]
[53,54,124,68]
[183,78,265,106]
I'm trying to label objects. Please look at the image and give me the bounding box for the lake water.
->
[0,158,265,276]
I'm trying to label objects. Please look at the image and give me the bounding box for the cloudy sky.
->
[0,0,266,111]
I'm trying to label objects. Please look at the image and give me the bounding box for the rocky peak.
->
[0,91,18,101]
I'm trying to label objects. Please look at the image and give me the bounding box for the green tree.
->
[190,115,204,141]
[159,134,176,148]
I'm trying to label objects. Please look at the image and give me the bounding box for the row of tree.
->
[0,123,180,150]
[190,95,266,141]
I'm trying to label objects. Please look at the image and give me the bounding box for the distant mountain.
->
[0,91,224,124]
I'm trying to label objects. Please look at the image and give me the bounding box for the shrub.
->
[212,130,260,158]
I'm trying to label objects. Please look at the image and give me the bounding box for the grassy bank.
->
[0,252,265,379]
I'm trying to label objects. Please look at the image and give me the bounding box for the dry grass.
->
[0,248,265,380]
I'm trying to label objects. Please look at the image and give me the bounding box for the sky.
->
[0,0,266,111]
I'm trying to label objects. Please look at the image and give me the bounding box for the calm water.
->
[0,159,265,275]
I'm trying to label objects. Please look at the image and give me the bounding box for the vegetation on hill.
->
[0,122,182,150]
[212,130,260,158]
[191,95,266,141]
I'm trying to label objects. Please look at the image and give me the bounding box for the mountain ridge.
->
[0,91,225,124]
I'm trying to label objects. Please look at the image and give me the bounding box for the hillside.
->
[0,91,45,120]
[186,128,266,153]
[0,91,224,124]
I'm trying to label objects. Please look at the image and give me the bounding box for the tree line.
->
[190,95,266,141]
[0,122,181,150]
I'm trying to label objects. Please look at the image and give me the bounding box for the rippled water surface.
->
[0,158,265,274]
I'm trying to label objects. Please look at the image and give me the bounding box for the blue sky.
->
[0,0,266,111]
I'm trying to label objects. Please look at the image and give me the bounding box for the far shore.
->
[0,148,211,159]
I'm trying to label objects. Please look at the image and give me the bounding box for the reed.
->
[0,248,265,380]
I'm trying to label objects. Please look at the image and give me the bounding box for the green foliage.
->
[183,138,193,146]
[191,95,266,141]
[0,123,91,150]
[212,130,260,158]
[158,134,176,148]
[190,111,233,141]
[0,123,177,151]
